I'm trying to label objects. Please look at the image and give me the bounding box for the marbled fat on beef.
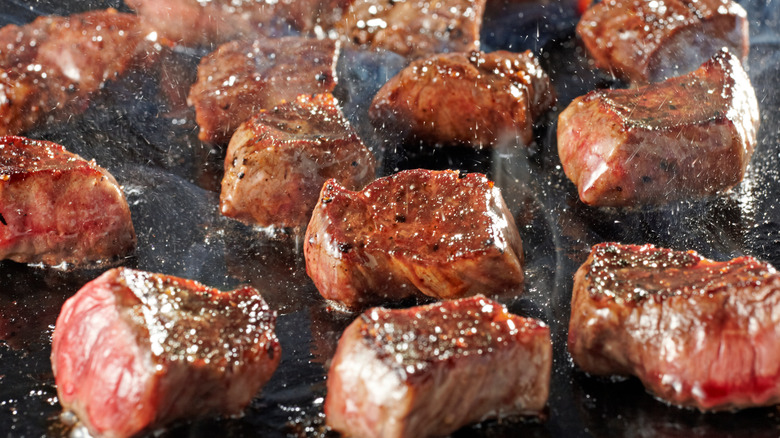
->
[304,169,524,310]
[0,136,135,267]
[325,295,551,438]
[569,242,780,411]
[0,9,151,136]
[188,37,340,144]
[52,268,281,438]
[221,93,375,229]
[337,0,486,60]
[557,50,759,207]
[577,0,748,83]
[370,50,556,148]
[125,0,354,47]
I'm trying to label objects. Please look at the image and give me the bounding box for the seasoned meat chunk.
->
[370,50,556,148]
[188,37,340,144]
[337,0,486,60]
[125,0,354,47]
[304,169,524,310]
[325,295,551,438]
[577,0,748,83]
[557,50,758,207]
[52,268,281,438]
[569,242,780,411]
[0,9,151,136]
[220,93,376,229]
[0,136,135,267]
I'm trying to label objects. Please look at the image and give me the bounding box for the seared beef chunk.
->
[370,50,556,149]
[557,50,758,207]
[125,0,353,47]
[569,242,780,411]
[52,268,281,438]
[188,37,340,144]
[337,0,486,60]
[0,136,135,267]
[577,0,748,83]
[0,9,151,136]
[221,93,376,229]
[325,295,551,438]
[304,169,524,310]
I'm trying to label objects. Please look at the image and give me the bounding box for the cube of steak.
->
[577,0,748,83]
[221,93,376,229]
[369,50,556,149]
[337,0,486,60]
[325,295,551,438]
[51,268,281,438]
[557,50,759,207]
[304,169,524,310]
[125,0,354,47]
[0,136,135,267]
[188,37,340,144]
[0,9,152,136]
[569,242,780,411]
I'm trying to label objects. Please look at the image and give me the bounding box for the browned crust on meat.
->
[577,0,748,83]
[219,93,376,229]
[304,169,524,310]
[0,136,135,266]
[369,50,556,148]
[337,0,486,60]
[557,50,759,207]
[569,242,780,411]
[0,9,151,136]
[325,296,551,438]
[188,37,339,144]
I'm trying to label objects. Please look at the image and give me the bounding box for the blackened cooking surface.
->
[0,0,779,437]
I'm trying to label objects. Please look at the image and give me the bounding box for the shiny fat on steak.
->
[325,295,551,438]
[0,136,135,267]
[304,169,524,311]
[569,242,780,411]
[577,0,748,83]
[369,50,556,149]
[187,37,340,144]
[51,268,281,438]
[220,93,376,229]
[557,49,759,207]
[0,9,152,136]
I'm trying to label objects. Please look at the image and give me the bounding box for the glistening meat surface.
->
[577,0,748,83]
[220,93,376,229]
[569,242,780,411]
[370,50,556,149]
[51,268,281,438]
[0,9,153,136]
[337,0,486,60]
[188,37,339,144]
[0,136,135,267]
[125,0,353,47]
[325,295,551,438]
[304,169,524,310]
[557,50,759,207]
